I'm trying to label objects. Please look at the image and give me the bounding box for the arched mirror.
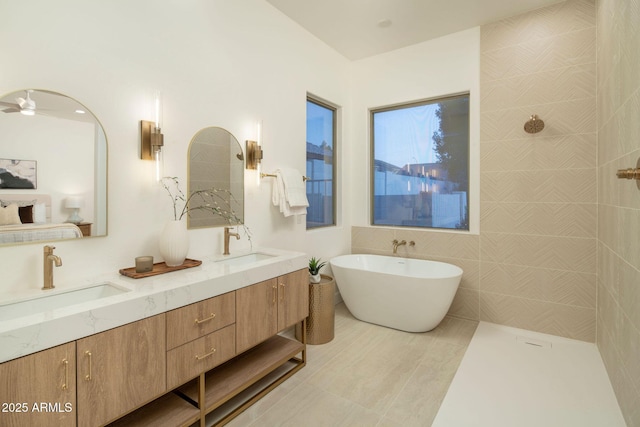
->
[187,127,244,228]
[0,89,107,245]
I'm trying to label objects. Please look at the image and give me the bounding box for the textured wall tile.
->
[481,63,596,111]
[447,288,479,321]
[481,27,596,82]
[481,134,596,171]
[352,226,395,253]
[480,232,596,273]
[481,98,597,141]
[481,261,596,307]
[481,0,596,52]
[480,202,597,238]
[479,292,595,341]
[480,169,596,203]
[619,258,640,332]
[395,229,480,260]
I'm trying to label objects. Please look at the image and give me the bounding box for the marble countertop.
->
[0,247,307,364]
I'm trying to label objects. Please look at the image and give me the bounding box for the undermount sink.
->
[215,252,275,267]
[0,283,130,322]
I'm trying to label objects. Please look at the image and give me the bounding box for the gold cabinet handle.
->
[272,285,277,303]
[62,358,69,390]
[280,283,285,300]
[194,313,216,325]
[84,351,92,381]
[195,347,216,360]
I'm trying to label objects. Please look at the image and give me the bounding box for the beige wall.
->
[353,0,598,342]
[596,0,640,423]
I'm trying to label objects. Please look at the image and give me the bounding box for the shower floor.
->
[433,321,626,427]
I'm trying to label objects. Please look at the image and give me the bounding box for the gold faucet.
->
[392,239,406,254]
[223,227,240,255]
[43,245,62,290]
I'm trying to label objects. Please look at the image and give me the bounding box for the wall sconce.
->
[140,92,164,180]
[245,121,263,170]
[245,140,263,170]
[64,196,84,224]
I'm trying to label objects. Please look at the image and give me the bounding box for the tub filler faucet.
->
[43,245,62,290]
[392,239,406,254]
[392,239,415,254]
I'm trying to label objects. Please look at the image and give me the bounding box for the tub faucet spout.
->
[392,239,406,254]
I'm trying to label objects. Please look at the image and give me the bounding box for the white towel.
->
[271,168,309,217]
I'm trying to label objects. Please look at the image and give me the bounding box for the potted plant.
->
[308,257,327,284]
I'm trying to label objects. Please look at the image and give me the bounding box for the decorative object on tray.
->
[0,158,37,189]
[158,219,189,267]
[119,258,202,278]
[308,256,327,284]
[160,177,250,266]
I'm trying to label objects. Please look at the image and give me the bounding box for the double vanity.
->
[0,248,309,426]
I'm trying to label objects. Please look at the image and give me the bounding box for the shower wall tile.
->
[480,202,597,238]
[480,97,596,141]
[480,0,596,50]
[481,63,596,110]
[479,292,596,341]
[481,26,596,82]
[481,134,596,171]
[597,0,640,421]
[480,169,596,203]
[477,0,597,343]
[480,232,596,274]
[481,262,596,308]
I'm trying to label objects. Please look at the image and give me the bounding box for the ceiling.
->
[266,0,563,60]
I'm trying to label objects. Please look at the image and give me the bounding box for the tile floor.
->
[227,303,478,426]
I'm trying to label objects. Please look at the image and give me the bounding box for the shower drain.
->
[516,335,552,349]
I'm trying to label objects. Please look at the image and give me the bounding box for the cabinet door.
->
[278,269,309,331]
[235,278,278,354]
[76,314,166,427]
[0,342,76,427]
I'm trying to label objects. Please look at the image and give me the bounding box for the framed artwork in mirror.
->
[0,158,37,189]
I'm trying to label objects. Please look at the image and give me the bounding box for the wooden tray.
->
[119,258,202,279]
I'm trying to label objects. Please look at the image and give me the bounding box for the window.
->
[371,94,469,230]
[306,97,336,229]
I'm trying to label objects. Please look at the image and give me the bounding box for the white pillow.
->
[0,199,36,208]
[33,203,47,224]
[0,204,22,226]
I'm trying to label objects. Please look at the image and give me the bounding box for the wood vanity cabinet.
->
[236,269,309,353]
[0,342,76,427]
[75,314,166,427]
[166,292,237,390]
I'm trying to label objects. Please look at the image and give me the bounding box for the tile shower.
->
[354,0,640,423]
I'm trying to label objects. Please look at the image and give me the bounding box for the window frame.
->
[306,95,337,230]
[369,92,470,230]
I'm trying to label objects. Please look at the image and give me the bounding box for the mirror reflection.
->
[0,89,107,245]
[187,127,244,228]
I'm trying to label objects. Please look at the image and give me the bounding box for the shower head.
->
[524,114,544,134]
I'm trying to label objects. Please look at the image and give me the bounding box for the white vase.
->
[159,220,189,267]
[310,273,321,283]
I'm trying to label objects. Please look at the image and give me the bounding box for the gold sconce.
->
[140,92,164,180]
[245,140,263,170]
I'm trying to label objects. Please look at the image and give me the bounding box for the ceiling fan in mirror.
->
[1,90,39,116]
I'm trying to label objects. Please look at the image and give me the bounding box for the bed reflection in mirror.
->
[0,89,108,245]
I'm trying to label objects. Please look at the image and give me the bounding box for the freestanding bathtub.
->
[330,254,463,333]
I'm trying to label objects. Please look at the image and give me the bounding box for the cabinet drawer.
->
[166,291,235,350]
[167,324,236,389]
